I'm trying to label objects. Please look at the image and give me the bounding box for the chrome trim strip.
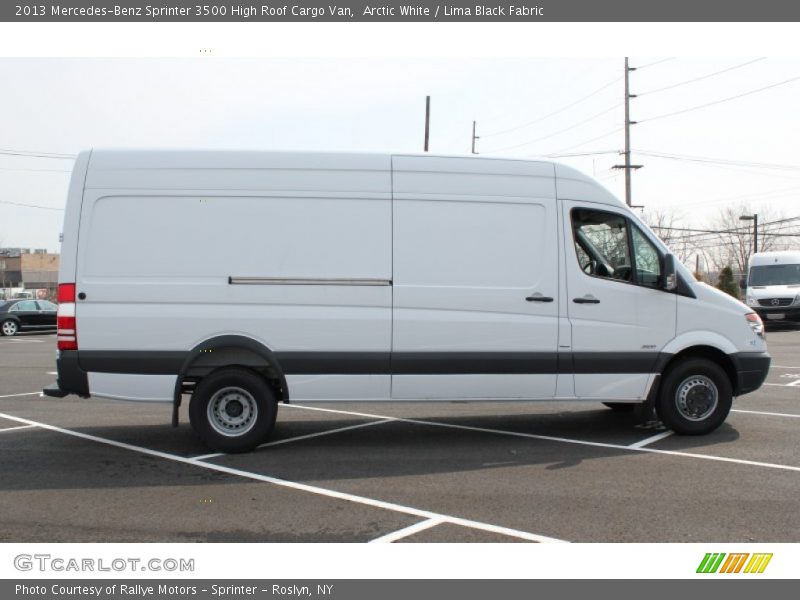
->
[228,276,392,286]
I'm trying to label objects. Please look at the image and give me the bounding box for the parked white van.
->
[44,150,771,452]
[742,251,800,324]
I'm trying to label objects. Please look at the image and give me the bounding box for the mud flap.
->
[634,375,661,427]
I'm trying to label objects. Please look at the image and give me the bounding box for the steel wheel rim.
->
[2,321,16,335]
[207,386,258,437]
[675,375,718,421]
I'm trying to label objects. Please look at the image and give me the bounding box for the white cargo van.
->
[44,150,771,452]
[742,251,800,324]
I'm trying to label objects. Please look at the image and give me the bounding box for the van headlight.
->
[746,312,764,337]
[793,294,800,306]
[746,293,758,307]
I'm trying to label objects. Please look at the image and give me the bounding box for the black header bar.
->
[4,1,800,22]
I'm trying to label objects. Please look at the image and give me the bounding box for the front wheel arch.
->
[656,346,737,397]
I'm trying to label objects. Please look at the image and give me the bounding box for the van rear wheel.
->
[189,367,278,453]
[656,358,732,435]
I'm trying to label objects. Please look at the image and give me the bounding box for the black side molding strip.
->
[76,350,668,376]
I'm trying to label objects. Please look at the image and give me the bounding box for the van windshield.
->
[749,264,800,286]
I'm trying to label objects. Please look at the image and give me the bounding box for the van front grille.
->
[758,298,793,307]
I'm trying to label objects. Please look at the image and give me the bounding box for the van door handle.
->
[525,294,554,302]
[573,295,600,304]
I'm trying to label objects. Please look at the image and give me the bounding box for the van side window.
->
[571,209,633,282]
[631,225,661,287]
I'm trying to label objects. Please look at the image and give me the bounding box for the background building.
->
[0,248,59,299]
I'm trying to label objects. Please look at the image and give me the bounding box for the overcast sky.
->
[1,57,799,252]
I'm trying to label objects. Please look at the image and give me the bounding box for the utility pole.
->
[613,57,642,206]
[424,96,430,152]
[471,121,479,154]
[739,213,758,254]
[754,214,759,253]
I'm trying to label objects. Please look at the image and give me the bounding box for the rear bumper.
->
[42,350,90,398]
[730,351,771,396]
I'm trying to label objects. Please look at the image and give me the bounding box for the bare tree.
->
[642,207,694,263]
[705,204,800,275]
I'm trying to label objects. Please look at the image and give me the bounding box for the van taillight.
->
[57,283,75,303]
[57,283,77,351]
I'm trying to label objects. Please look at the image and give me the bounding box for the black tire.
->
[189,367,278,453]
[602,402,635,412]
[1,319,19,337]
[656,358,732,435]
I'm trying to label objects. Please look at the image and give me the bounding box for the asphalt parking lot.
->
[0,328,798,543]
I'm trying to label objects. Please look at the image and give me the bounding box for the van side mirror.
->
[739,277,747,290]
[662,254,678,291]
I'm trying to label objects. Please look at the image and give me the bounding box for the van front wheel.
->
[189,367,278,453]
[656,358,732,435]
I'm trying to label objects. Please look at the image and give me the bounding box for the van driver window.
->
[571,209,633,282]
[631,225,662,287]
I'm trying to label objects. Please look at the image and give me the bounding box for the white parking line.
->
[368,518,445,543]
[732,409,800,418]
[788,379,800,387]
[0,411,566,544]
[190,418,396,460]
[0,424,36,433]
[0,392,40,399]
[0,339,43,344]
[773,365,800,369]
[284,404,800,473]
[629,431,673,449]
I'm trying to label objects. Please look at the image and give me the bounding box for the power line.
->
[0,167,72,173]
[0,148,76,159]
[0,199,64,211]
[479,60,613,126]
[634,150,800,172]
[651,217,800,241]
[549,127,623,154]
[483,102,621,153]
[671,183,800,208]
[639,74,800,124]
[636,57,676,70]
[481,76,622,138]
[637,58,766,96]
[541,150,620,158]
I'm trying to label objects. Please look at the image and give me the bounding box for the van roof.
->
[749,251,800,267]
[79,149,623,208]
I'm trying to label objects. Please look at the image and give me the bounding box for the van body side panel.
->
[390,156,560,399]
[58,151,92,283]
[74,152,392,402]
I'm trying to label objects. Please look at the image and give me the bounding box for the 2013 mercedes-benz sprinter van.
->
[43,150,771,452]
[742,251,800,323]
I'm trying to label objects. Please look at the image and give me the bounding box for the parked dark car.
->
[0,299,57,336]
